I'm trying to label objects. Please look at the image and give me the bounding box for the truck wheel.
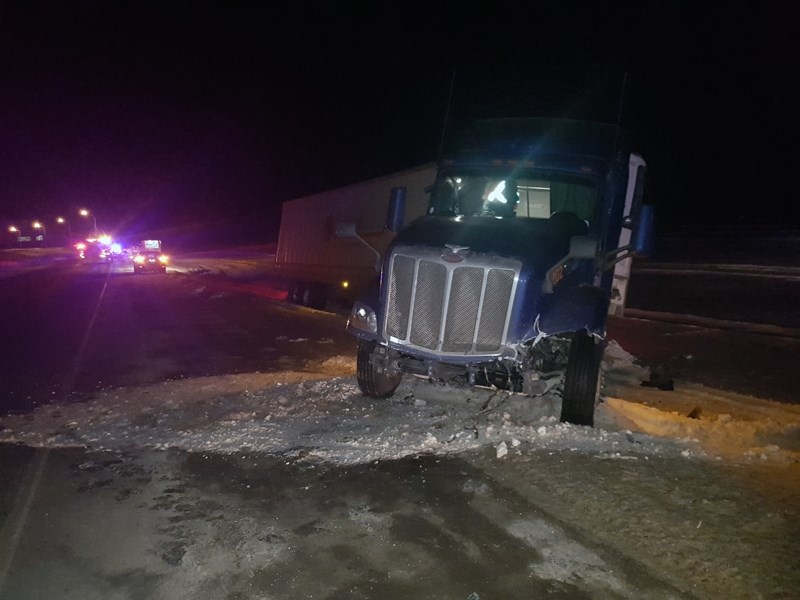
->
[357,340,402,398]
[561,330,604,426]
[303,283,329,310]
[289,281,306,304]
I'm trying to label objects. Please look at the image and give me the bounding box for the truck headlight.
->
[347,301,377,334]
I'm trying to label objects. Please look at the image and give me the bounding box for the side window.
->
[550,180,596,223]
[429,176,460,215]
[632,165,647,213]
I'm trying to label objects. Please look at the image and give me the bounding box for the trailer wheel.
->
[289,281,306,304]
[356,340,402,398]
[560,330,604,426]
[303,283,329,310]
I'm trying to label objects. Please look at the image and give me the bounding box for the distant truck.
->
[273,164,437,309]
[343,118,653,426]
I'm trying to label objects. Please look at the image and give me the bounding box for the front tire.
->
[356,340,402,398]
[560,330,604,426]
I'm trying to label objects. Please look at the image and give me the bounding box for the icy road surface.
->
[1,345,799,599]
[2,249,799,599]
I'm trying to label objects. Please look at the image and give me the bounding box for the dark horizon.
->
[2,2,798,245]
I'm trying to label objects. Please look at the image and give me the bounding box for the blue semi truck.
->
[343,117,653,426]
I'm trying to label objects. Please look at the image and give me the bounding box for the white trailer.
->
[274,163,437,308]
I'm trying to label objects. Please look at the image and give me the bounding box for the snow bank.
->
[2,342,798,466]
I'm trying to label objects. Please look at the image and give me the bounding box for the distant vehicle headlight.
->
[158,255,168,264]
[134,255,145,264]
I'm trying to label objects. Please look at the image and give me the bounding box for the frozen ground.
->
[3,249,799,466]
[1,341,798,467]
[1,344,799,599]
[2,250,799,599]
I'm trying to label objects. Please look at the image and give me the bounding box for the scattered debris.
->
[687,405,702,419]
[641,367,674,391]
[496,441,508,458]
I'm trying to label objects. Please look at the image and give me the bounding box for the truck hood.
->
[390,215,582,274]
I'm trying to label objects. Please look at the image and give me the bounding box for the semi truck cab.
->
[345,118,653,426]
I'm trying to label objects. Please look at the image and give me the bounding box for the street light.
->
[32,221,47,247]
[56,216,72,245]
[79,208,98,238]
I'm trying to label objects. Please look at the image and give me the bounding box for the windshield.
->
[428,170,598,225]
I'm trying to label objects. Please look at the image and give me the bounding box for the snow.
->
[508,519,633,595]
[2,341,799,468]
[2,258,799,600]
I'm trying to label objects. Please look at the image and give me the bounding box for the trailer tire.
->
[289,281,306,304]
[560,330,604,426]
[303,283,329,310]
[357,340,402,398]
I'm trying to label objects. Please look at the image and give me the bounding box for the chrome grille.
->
[385,248,519,356]
[386,255,414,340]
[476,268,516,352]
[442,267,483,352]
[409,261,446,348]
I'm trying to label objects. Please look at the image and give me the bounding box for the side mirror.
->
[632,204,655,256]
[333,221,382,272]
[385,187,406,232]
[334,222,358,239]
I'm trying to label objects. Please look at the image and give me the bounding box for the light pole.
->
[56,217,72,245]
[32,221,47,247]
[79,208,98,238]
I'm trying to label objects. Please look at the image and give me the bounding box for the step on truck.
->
[342,117,654,426]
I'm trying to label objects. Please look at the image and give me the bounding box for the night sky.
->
[1,2,797,245]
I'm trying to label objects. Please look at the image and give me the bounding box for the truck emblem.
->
[442,244,469,263]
